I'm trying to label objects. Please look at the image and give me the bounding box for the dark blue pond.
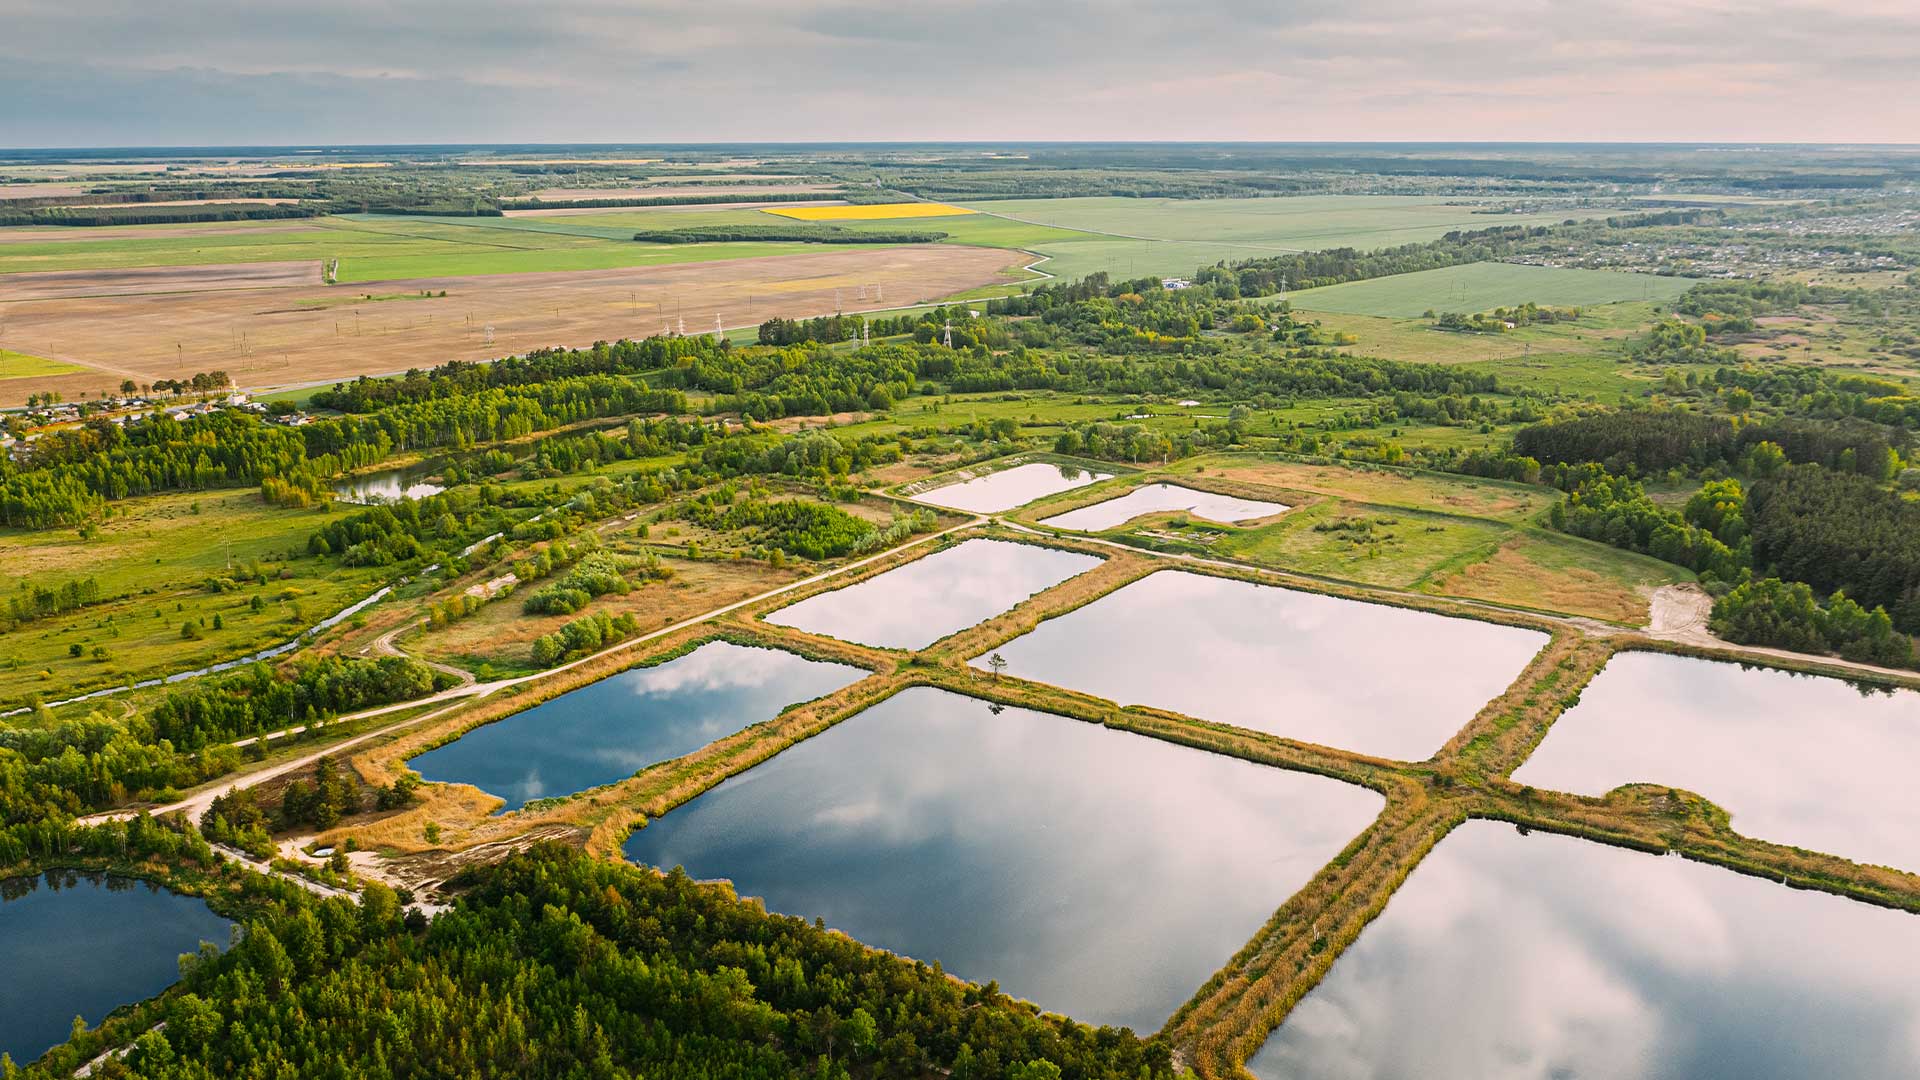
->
[0,871,231,1065]
[408,641,867,811]
[626,686,1382,1031]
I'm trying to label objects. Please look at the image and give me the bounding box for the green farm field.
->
[1286,261,1694,317]
[952,196,1621,282]
[0,348,85,380]
[0,212,943,284]
[0,486,391,704]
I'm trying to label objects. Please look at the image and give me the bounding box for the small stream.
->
[1,582,400,718]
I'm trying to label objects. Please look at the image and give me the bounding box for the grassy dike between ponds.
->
[340,522,1920,1080]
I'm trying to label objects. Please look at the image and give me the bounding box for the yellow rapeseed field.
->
[764,202,976,221]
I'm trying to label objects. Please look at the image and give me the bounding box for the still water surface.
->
[1249,821,1920,1080]
[1513,650,1920,873]
[333,465,445,504]
[912,461,1113,514]
[766,538,1102,649]
[1040,483,1287,531]
[409,641,866,810]
[625,686,1382,1031]
[0,871,231,1065]
[974,570,1546,760]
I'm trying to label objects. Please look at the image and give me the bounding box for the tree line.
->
[19,843,1173,1080]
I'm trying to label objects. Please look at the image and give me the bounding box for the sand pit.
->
[0,244,1023,404]
[0,261,322,301]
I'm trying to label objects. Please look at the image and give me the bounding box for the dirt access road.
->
[80,514,982,828]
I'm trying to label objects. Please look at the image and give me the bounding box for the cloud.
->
[0,0,1915,144]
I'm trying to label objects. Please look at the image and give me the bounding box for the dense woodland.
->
[13,846,1173,1080]
[0,656,448,831]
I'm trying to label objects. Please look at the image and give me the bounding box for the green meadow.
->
[951,196,1621,283]
[1287,261,1694,317]
[0,349,86,380]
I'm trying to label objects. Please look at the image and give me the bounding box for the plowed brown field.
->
[0,244,1021,404]
[0,261,321,301]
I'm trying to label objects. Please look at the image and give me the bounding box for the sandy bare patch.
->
[0,244,1024,404]
[1646,582,1713,635]
[0,260,322,301]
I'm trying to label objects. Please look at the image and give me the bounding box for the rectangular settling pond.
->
[1513,650,1920,873]
[1249,821,1920,1080]
[911,461,1114,514]
[974,570,1546,761]
[1,871,232,1065]
[1040,482,1287,531]
[408,641,866,811]
[625,686,1382,1032]
[765,538,1102,650]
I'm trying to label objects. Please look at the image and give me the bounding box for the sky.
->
[2,0,1917,147]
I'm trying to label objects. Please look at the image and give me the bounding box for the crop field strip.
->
[318,510,1920,1079]
[0,243,1026,406]
[1286,260,1696,317]
[765,202,976,221]
[952,195,1628,284]
[0,195,1663,405]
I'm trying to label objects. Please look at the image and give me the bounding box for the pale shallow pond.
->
[973,570,1546,760]
[0,871,232,1064]
[333,465,445,504]
[625,686,1382,1031]
[1513,650,1920,873]
[409,641,866,811]
[1249,821,1920,1080]
[765,538,1102,650]
[1040,483,1287,531]
[911,461,1113,514]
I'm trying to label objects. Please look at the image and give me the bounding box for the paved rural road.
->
[82,514,983,827]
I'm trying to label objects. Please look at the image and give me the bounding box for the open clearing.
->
[0,260,321,301]
[0,244,1024,404]
[1287,261,1695,317]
